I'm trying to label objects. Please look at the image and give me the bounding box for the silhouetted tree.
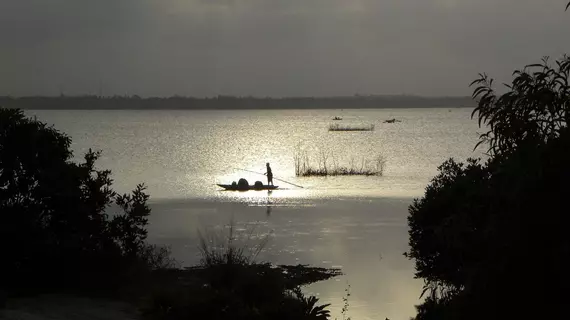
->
[0,109,153,295]
[407,4,570,319]
[408,130,570,320]
[471,56,570,155]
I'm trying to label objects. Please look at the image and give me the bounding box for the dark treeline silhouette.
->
[407,6,570,318]
[0,95,475,110]
[0,108,340,318]
[406,56,570,319]
[0,108,170,298]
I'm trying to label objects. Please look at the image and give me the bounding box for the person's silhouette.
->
[264,163,274,186]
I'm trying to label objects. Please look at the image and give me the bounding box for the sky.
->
[1,0,569,97]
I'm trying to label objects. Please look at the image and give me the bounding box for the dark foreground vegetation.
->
[143,244,341,320]
[0,108,339,319]
[406,3,570,316]
[0,95,475,110]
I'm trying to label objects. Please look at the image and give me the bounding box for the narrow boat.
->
[217,184,279,191]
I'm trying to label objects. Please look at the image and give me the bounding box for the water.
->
[29,108,482,200]
[27,108,483,320]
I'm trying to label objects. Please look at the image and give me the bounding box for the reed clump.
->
[142,220,340,320]
[294,146,386,177]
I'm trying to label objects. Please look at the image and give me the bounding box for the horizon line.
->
[1,94,474,99]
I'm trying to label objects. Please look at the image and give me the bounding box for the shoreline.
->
[1,95,476,111]
[146,195,421,320]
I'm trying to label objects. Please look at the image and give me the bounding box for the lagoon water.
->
[28,108,483,320]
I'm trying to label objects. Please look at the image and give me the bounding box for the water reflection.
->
[26,109,483,199]
[24,109,478,319]
[147,197,423,320]
[266,190,273,216]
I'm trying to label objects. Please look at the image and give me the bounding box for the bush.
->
[408,133,570,319]
[0,108,158,296]
[471,55,570,156]
[142,223,337,320]
[407,12,570,317]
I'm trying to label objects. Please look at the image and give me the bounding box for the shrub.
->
[0,108,156,296]
[142,222,337,320]
[408,6,570,316]
[407,54,570,319]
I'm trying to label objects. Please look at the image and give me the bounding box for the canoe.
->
[217,184,279,191]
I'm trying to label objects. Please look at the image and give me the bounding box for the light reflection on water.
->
[27,108,482,320]
[146,197,420,320]
[27,108,482,200]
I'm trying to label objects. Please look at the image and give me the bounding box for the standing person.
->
[264,162,274,186]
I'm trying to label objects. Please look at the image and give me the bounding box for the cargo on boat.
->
[217,178,278,191]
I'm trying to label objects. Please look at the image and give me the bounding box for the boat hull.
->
[217,184,279,191]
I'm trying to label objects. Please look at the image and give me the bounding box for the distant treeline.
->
[0,95,476,110]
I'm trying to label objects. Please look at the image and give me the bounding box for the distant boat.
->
[217,184,279,191]
[332,116,343,120]
[329,123,374,131]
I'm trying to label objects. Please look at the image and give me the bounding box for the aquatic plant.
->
[336,283,352,320]
[197,219,272,267]
[142,220,339,320]
[294,146,386,177]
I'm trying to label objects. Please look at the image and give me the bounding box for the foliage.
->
[471,55,570,155]
[338,284,351,320]
[197,220,271,267]
[409,132,570,319]
[143,263,337,320]
[142,225,337,320]
[406,158,491,288]
[139,244,178,270]
[0,108,159,295]
[0,108,338,320]
[408,5,570,318]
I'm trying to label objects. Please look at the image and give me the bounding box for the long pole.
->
[234,168,305,189]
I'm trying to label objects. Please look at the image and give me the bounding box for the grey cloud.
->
[1,0,569,97]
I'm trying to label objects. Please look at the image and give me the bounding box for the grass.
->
[328,123,375,131]
[337,283,351,320]
[294,146,387,177]
[197,219,271,267]
[141,220,342,320]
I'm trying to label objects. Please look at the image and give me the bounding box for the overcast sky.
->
[1,0,569,97]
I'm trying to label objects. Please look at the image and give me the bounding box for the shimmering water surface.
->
[28,108,483,320]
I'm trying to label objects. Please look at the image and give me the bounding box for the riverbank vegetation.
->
[406,42,570,320]
[0,108,168,299]
[0,108,340,319]
[142,223,340,320]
